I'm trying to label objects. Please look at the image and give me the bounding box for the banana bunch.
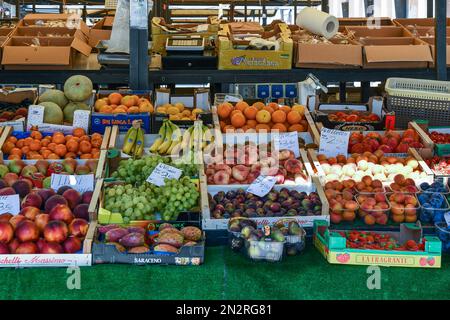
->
[149,119,182,156]
[122,125,145,158]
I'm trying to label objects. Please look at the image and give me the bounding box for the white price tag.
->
[445,212,450,227]
[51,174,94,193]
[224,95,242,103]
[246,175,277,197]
[147,163,182,186]
[318,128,350,158]
[0,195,20,215]
[130,0,148,29]
[273,132,300,158]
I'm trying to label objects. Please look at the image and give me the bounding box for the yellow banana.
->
[157,121,173,154]
[133,127,145,158]
[122,127,138,155]
[166,122,182,155]
[149,122,166,153]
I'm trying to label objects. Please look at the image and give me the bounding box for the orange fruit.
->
[271,123,287,132]
[223,125,235,133]
[287,111,301,125]
[100,105,113,114]
[21,146,30,155]
[8,154,20,160]
[108,92,123,105]
[64,135,73,142]
[262,106,274,114]
[47,143,57,152]
[255,124,271,132]
[230,110,243,118]
[30,131,42,140]
[41,150,52,159]
[267,102,279,111]
[128,106,140,114]
[41,139,50,147]
[292,104,306,116]
[52,134,65,144]
[92,152,100,159]
[66,140,79,153]
[246,119,257,128]
[271,110,287,123]
[30,154,43,160]
[279,105,291,114]
[217,102,233,120]
[10,148,22,157]
[24,137,33,146]
[65,152,77,159]
[2,141,15,154]
[243,106,258,120]
[29,140,41,151]
[47,153,60,160]
[73,128,86,138]
[230,113,246,128]
[252,102,265,110]
[255,110,271,124]
[91,133,102,140]
[288,124,306,132]
[6,136,17,144]
[79,135,90,142]
[16,140,24,149]
[235,101,249,112]
[112,107,127,114]
[54,144,67,157]
[79,141,92,154]
[80,153,93,159]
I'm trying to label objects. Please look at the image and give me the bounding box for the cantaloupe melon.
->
[38,89,68,109]
[63,75,93,102]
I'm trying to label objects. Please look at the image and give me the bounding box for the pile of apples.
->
[205,144,307,185]
[348,129,424,154]
[0,185,91,254]
[316,151,428,183]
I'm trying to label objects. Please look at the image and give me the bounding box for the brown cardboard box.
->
[11,26,77,37]
[394,18,450,28]
[18,13,90,38]
[347,26,433,68]
[1,36,91,70]
[89,16,114,47]
[338,17,393,32]
[293,35,362,68]
[421,37,450,66]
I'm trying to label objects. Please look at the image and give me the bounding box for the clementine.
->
[230,113,246,128]
[255,110,271,124]
[271,110,286,123]
[287,110,301,125]
[243,106,258,120]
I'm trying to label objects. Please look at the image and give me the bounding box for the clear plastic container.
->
[386,192,420,223]
[356,193,391,225]
[417,193,450,223]
[435,222,450,254]
[328,193,359,223]
[245,239,285,262]
[419,181,450,195]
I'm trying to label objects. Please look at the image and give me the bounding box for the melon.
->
[63,102,90,124]
[39,102,64,124]
[63,75,93,102]
[38,89,68,108]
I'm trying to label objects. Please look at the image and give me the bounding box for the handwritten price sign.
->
[0,195,20,215]
[147,163,182,186]
[247,175,277,197]
[51,174,94,193]
[318,128,350,158]
[272,132,300,157]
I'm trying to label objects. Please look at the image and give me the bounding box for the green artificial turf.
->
[0,244,449,300]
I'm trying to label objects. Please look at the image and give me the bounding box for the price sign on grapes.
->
[272,132,300,157]
[147,163,183,186]
[0,195,20,215]
[247,175,277,197]
[51,174,94,193]
[318,128,350,158]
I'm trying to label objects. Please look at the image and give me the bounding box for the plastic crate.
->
[385,78,450,129]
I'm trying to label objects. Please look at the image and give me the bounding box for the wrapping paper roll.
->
[296,7,339,39]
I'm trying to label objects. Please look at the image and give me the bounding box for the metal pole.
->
[129,0,149,90]
[364,0,374,17]
[341,1,349,18]
[339,82,346,103]
[427,0,434,18]
[322,0,329,13]
[435,0,447,80]
[394,0,407,18]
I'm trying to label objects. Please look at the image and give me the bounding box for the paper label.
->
[147,163,182,186]
[272,132,300,157]
[319,128,350,158]
[224,95,242,103]
[0,195,20,215]
[51,174,94,193]
[130,0,148,29]
[246,175,277,197]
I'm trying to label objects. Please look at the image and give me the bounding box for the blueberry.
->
[420,182,430,190]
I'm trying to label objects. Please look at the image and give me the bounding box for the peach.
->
[14,220,39,242]
[21,193,42,209]
[344,200,358,211]
[63,236,82,253]
[62,189,82,210]
[3,173,19,187]
[392,213,405,223]
[35,213,50,232]
[44,194,68,214]
[231,165,250,182]
[19,206,40,221]
[12,180,31,198]
[213,170,230,185]
[342,210,356,221]
[0,221,14,243]
[330,212,342,224]
[9,215,26,229]
[364,214,376,225]
[15,241,38,254]
[49,204,74,224]
[40,241,63,254]
[374,193,386,203]
[69,218,89,238]
[43,220,69,243]
[362,175,373,187]
[393,193,405,204]
[375,214,388,225]
[391,203,404,215]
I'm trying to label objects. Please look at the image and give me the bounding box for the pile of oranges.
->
[94,93,154,114]
[217,101,308,133]
[2,128,102,160]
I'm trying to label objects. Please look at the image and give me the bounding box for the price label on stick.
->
[318,128,350,158]
[273,132,300,158]
[147,163,183,186]
[51,174,94,193]
[247,175,277,197]
[0,195,20,215]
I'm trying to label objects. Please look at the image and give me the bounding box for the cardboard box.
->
[217,23,293,70]
[313,220,442,268]
[1,36,92,70]
[347,26,433,68]
[310,95,393,131]
[0,87,38,131]
[151,17,219,55]
[90,90,152,134]
[394,18,450,28]
[152,88,212,133]
[89,16,114,47]
[0,221,96,268]
[420,37,450,67]
[338,17,394,32]
[18,13,90,38]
